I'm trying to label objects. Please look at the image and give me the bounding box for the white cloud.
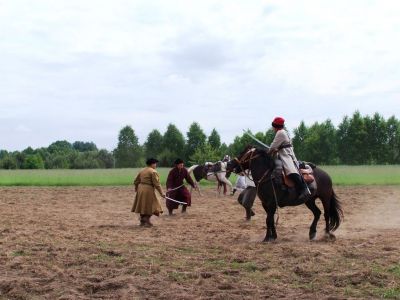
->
[0,0,399,150]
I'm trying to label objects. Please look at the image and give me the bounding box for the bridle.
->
[232,147,281,222]
[233,148,260,174]
[232,148,273,187]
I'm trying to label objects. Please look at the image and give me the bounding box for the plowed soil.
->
[1,186,399,299]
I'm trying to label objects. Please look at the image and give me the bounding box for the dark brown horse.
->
[226,145,343,242]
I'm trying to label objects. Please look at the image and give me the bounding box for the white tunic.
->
[269,129,299,175]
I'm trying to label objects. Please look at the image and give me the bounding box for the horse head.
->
[227,145,274,174]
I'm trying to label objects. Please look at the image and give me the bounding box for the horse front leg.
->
[263,205,277,242]
[196,181,202,197]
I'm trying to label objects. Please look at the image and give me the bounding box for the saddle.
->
[269,157,314,191]
[283,166,315,188]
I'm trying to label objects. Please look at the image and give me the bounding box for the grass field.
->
[0,165,399,186]
[0,168,214,187]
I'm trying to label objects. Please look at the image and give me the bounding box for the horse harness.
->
[234,149,280,211]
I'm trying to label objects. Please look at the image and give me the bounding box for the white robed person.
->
[268,117,310,201]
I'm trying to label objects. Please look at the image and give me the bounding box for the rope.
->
[166,184,184,193]
[164,196,188,205]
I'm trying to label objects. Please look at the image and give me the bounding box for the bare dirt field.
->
[1,186,399,299]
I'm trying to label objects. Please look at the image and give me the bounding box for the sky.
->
[1,0,399,151]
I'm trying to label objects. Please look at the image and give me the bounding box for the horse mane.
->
[252,146,275,169]
[238,144,255,157]
[187,165,198,174]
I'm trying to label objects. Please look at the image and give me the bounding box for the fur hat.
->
[272,117,285,128]
[146,158,159,165]
[174,158,184,165]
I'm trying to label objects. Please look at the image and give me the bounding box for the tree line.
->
[1,112,399,169]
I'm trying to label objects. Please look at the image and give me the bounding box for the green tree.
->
[364,113,388,164]
[228,131,256,156]
[162,123,185,166]
[97,149,114,168]
[189,143,221,164]
[13,152,26,169]
[47,154,70,169]
[114,125,143,168]
[264,128,276,145]
[301,120,337,164]
[73,141,98,152]
[292,121,309,160]
[144,129,164,159]
[337,116,351,164]
[23,154,45,169]
[208,128,221,150]
[0,150,9,160]
[185,122,206,161]
[70,152,101,169]
[219,143,229,157]
[346,112,368,164]
[22,147,35,155]
[386,116,400,164]
[337,112,368,164]
[48,140,73,154]
[0,155,17,169]
[158,149,176,167]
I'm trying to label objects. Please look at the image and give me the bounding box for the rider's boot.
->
[288,173,311,202]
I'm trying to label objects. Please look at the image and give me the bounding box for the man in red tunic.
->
[166,158,196,215]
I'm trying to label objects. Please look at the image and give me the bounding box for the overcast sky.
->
[1,0,399,151]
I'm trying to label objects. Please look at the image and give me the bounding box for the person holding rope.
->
[132,158,165,227]
[166,158,196,215]
[269,117,310,202]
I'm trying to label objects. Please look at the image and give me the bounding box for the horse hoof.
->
[262,237,276,243]
[323,233,336,241]
[309,232,317,241]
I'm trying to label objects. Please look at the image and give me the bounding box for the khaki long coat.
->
[131,167,163,215]
[269,129,299,175]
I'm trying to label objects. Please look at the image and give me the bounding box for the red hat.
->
[272,117,285,128]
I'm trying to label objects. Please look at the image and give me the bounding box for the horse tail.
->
[187,165,198,174]
[328,190,344,232]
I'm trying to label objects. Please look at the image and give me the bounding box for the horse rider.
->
[268,117,310,202]
[132,158,165,227]
[166,158,196,215]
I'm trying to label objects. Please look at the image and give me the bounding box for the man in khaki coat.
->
[132,158,165,227]
[268,117,310,201]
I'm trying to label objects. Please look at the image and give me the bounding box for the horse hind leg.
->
[321,196,337,241]
[305,198,321,241]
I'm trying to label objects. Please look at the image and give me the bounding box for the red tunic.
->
[166,167,195,209]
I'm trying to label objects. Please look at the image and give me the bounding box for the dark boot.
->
[144,215,153,227]
[288,174,310,202]
[273,159,285,190]
[140,214,146,226]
